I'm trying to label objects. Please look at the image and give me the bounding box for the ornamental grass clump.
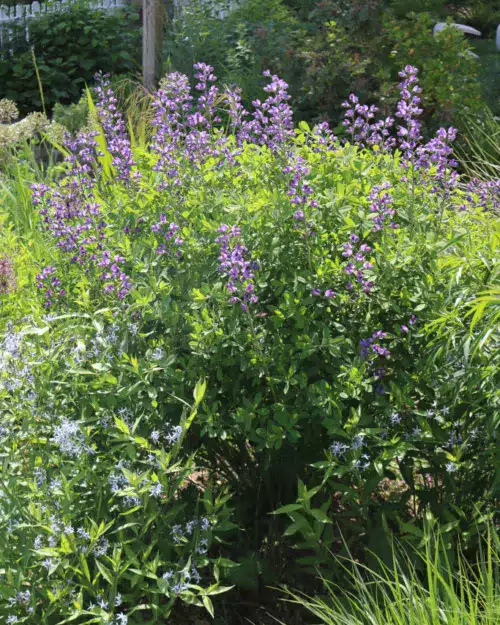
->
[279,526,500,625]
[0,63,498,622]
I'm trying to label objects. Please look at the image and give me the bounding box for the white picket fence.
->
[0,0,126,49]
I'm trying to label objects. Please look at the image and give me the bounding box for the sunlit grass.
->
[278,527,500,625]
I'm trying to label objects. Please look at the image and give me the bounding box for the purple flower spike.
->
[94,72,137,184]
[395,65,423,160]
[36,266,65,308]
[342,235,375,294]
[342,96,394,149]
[239,70,294,152]
[417,126,458,196]
[369,183,396,231]
[216,225,259,310]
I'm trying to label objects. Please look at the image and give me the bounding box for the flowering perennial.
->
[216,224,258,311]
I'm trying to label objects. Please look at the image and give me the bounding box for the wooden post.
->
[143,0,156,90]
[143,0,166,90]
[155,0,165,75]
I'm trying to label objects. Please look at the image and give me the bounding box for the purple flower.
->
[151,71,192,189]
[32,125,132,301]
[312,121,337,149]
[395,65,423,160]
[216,224,258,310]
[466,178,500,213]
[360,338,372,358]
[240,71,294,152]
[416,126,458,195]
[369,183,396,231]
[331,441,348,456]
[36,266,65,308]
[372,344,390,357]
[360,330,391,360]
[94,72,137,183]
[342,235,375,294]
[341,96,394,149]
[224,85,249,132]
[285,155,317,234]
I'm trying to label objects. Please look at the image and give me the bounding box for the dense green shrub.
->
[0,62,498,622]
[379,13,483,131]
[472,39,500,117]
[0,2,140,115]
[165,0,304,114]
[52,95,90,135]
[166,0,486,136]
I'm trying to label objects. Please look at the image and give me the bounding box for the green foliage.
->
[388,0,446,20]
[380,13,483,131]
[0,2,140,115]
[53,95,90,135]
[293,18,380,124]
[471,39,500,117]
[461,1,500,38]
[165,0,303,113]
[457,109,500,182]
[0,66,499,621]
[0,311,236,622]
[166,0,486,135]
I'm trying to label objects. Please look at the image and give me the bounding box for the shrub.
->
[379,13,483,132]
[165,0,303,114]
[166,1,485,136]
[0,319,235,623]
[52,95,90,135]
[0,63,499,621]
[0,1,140,115]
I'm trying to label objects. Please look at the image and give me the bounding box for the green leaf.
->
[206,585,234,595]
[79,554,91,582]
[22,326,49,336]
[309,508,331,524]
[202,595,214,617]
[271,504,303,515]
[194,378,207,405]
[114,417,130,436]
[95,560,113,584]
